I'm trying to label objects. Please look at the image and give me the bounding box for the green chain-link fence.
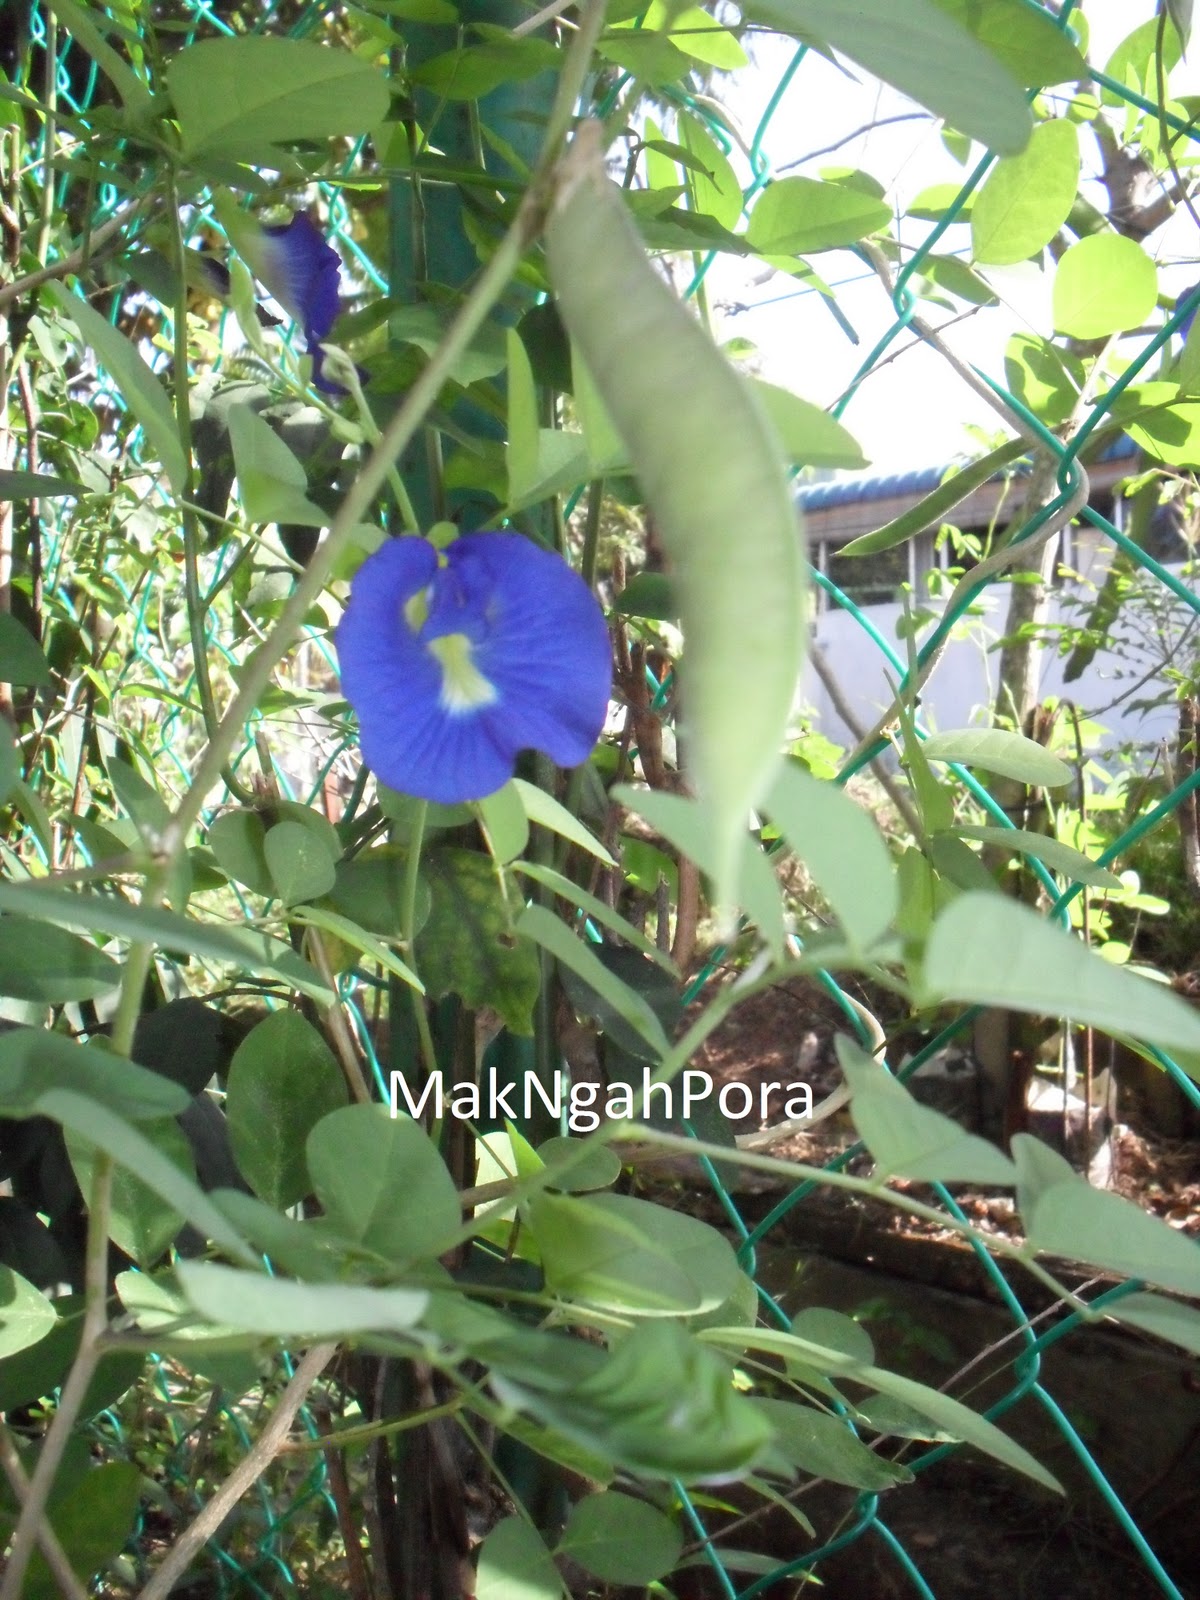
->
[6,0,1200,1594]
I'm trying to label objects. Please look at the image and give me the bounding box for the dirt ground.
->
[652,969,1200,1600]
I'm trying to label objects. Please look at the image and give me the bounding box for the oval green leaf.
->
[971,119,1079,266]
[0,1266,56,1361]
[1053,233,1158,339]
[168,36,390,155]
[226,1010,348,1209]
[746,176,891,256]
[923,894,1200,1058]
[919,728,1073,787]
[557,1491,683,1585]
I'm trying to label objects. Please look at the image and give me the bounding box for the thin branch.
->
[808,643,923,836]
[135,1343,337,1600]
[0,1426,90,1600]
[308,931,375,1104]
[777,113,928,173]
[0,200,145,313]
[512,0,577,36]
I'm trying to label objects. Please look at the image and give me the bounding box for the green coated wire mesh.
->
[6,0,1200,1595]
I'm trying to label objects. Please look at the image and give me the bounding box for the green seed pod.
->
[546,122,806,916]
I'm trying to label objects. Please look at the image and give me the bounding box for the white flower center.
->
[427,632,497,713]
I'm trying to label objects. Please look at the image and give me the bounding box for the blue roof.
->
[795,433,1138,513]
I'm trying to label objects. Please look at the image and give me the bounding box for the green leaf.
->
[536,1136,622,1193]
[477,781,531,867]
[557,1491,683,1585]
[0,470,85,500]
[494,1320,774,1482]
[525,1191,739,1316]
[306,1105,460,1263]
[417,848,541,1035]
[108,755,171,840]
[0,614,51,687]
[0,723,17,806]
[611,570,677,620]
[949,826,1121,888]
[0,1028,188,1121]
[0,881,332,1004]
[0,1295,142,1418]
[1004,335,1084,425]
[755,1399,912,1490]
[226,1010,348,1209]
[517,906,668,1059]
[1108,1291,1200,1357]
[505,329,541,509]
[47,284,188,496]
[24,1461,141,1600]
[289,903,423,991]
[411,36,559,98]
[0,915,121,1002]
[66,1117,195,1266]
[701,1325,1060,1492]
[840,439,1026,557]
[923,894,1200,1057]
[1121,399,1200,466]
[264,818,339,904]
[1053,234,1158,339]
[386,305,508,384]
[511,777,614,866]
[35,1089,255,1265]
[678,110,744,232]
[177,1260,428,1336]
[45,0,153,117]
[514,862,676,972]
[971,119,1079,266]
[746,176,891,256]
[548,134,804,919]
[839,1038,1017,1184]
[764,762,897,951]
[928,0,1088,87]
[639,1,747,68]
[168,37,390,155]
[228,405,329,528]
[613,785,786,956]
[748,379,866,468]
[741,0,1031,155]
[1012,1135,1200,1297]
[0,1266,56,1361]
[919,728,1073,787]
[1102,16,1182,106]
[208,808,274,895]
[476,1517,563,1600]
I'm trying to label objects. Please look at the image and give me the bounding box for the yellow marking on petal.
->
[428,632,498,713]
[404,587,431,632]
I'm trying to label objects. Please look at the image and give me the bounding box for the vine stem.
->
[401,799,443,1087]
[168,175,257,808]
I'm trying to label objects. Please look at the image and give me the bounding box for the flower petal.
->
[427,534,612,771]
[335,533,612,803]
[253,213,344,393]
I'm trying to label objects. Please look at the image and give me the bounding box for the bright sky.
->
[708,0,1198,475]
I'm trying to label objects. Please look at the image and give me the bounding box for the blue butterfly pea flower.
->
[249,212,345,393]
[335,533,612,804]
